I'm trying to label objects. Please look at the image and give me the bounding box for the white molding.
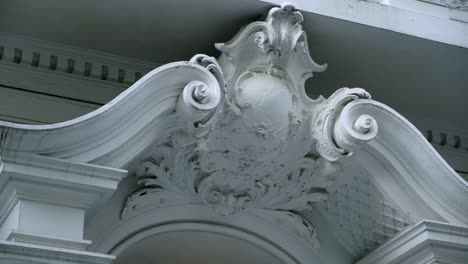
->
[356,220,468,264]
[6,229,91,251]
[0,60,220,167]
[0,240,114,264]
[0,33,158,105]
[0,152,127,251]
[341,100,468,226]
[261,0,468,48]
[0,151,127,225]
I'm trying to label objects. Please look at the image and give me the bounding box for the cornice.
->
[0,34,159,105]
[0,240,114,264]
[6,229,92,251]
[0,59,220,167]
[0,151,127,225]
[0,151,127,189]
[0,33,156,76]
[356,220,468,264]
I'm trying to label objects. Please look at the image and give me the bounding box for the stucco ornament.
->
[122,4,377,248]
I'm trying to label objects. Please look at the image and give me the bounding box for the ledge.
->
[356,220,468,264]
[0,151,127,190]
[0,240,114,264]
[0,151,127,224]
[6,229,92,251]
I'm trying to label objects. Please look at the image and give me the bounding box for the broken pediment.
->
[0,4,466,264]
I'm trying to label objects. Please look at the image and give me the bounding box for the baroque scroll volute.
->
[123,4,378,249]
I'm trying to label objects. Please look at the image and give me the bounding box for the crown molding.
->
[0,151,127,225]
[6,229,92,251]
[0,240,114,264]
[356,220,468,264]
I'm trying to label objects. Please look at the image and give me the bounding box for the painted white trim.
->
[0,60,219,167]
[6,229,91,251]
[0,151,127,225]
[356,220,468,264]
[340,100,468,226]
[0,240,114,264]
[261,0,468,48]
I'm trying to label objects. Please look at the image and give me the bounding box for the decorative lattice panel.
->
[318,175,410,258]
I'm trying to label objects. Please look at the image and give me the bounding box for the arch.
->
[90,204,327,264]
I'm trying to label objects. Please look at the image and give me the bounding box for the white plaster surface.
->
[0,3,466,264]
[18,200,84,240]
[263,0,468,47]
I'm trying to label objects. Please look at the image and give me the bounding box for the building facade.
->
[0,1,467,263]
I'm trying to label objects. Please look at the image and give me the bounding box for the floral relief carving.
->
[122,4,378,248]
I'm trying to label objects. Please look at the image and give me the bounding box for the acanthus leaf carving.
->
[122,4,379,249]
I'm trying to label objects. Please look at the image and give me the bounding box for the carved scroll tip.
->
[268,3,304,24]
[280,3,297,11]
[316,63,328,73]
[312,88,378,161]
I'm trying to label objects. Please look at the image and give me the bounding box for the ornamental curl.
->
[197,180,251,216]
[181,80,219,111]
[333,111,378,155]
[176,55,224,136]
[312,88,378,161]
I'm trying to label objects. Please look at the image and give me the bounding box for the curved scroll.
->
[312,88,378,161]
[342,100,468,226]
[0,55,224,167]
[176,55,224,137]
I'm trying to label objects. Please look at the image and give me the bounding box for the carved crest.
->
[122,4,378,248]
